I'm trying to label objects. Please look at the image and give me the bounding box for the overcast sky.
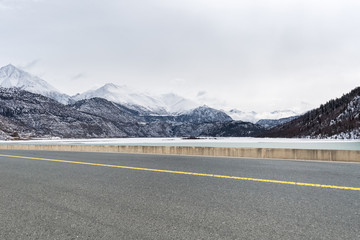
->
[1,0,359,112]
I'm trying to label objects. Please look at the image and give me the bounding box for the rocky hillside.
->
[71,98,141,124]
[196,121,265,137]
[262,87,360,139]
[0,88,128,138]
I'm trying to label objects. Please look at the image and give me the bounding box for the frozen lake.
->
[0,138,359,151]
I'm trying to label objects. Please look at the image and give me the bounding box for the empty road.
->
[0,150,359,239]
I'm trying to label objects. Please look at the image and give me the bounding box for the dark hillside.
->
[261,87,360,138]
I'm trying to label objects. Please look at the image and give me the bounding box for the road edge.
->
[0,144,359,162]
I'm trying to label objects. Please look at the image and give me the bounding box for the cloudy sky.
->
[1,0,359,112]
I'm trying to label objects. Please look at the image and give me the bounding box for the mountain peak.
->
[2,64,17,69]
[103,83,118,88]
[0,64,70,104]
[0,64,25,78]
[179,105,233,123]
[100,83,131,92]
[199,104,209,109]
[3,63,17,69]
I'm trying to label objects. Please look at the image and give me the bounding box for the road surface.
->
[0,150,359,239]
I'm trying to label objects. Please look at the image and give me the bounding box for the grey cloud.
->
[0,0,359,112]
[21,59,40,70]
[71,73,85,81]
[197,91,206,97]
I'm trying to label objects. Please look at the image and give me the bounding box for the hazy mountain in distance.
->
[159,93,198,114]
[72,83,169,114]
[73,83,199,115]
[227,109,298,123]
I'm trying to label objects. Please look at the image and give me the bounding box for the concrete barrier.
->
[0,144,359,162]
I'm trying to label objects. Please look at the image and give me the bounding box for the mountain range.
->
[0,64,297,122]
[0,88,263,139]
[0,64,358,139]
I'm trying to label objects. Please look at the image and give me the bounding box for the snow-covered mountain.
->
[72,83,169,114]
[73,83,198,115]
[227,109,298,123]
[226,109,258,123]
[0,64,71,104]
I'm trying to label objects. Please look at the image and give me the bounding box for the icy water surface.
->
[1,138,359,151]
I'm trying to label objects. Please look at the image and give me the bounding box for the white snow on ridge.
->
[73,83,199,114]
[0,64,71,104]
[73,83,168,113]
[159,93,198,114]
[227,109,258,123]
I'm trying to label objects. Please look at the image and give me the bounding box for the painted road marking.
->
[0,153,359,191]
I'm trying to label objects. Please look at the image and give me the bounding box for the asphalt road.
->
[0,150,359,240]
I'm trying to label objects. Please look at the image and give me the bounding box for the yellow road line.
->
[0,153,359,191]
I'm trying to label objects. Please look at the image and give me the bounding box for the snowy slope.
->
[0,64,71,104]
[72,83,168,114]
[159,93,198,114]
[226,109,258,123]
[73,83,199,114]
